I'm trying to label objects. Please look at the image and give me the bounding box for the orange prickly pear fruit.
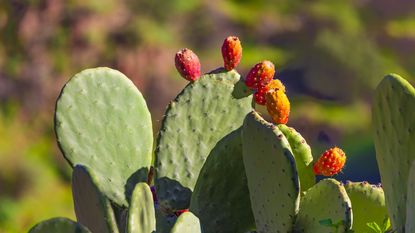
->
[175,48,201,81]
[221,36,242,71]
[254,79,286,105]
[245,61,275,90]
[267,79,285,93]
[313,147,346,176]
[265,89,290,124]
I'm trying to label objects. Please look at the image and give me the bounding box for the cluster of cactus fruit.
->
[27,36,415,233]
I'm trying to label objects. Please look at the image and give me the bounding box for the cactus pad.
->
[55,67,153,207]
[294,178,352,233]
[242,111,300,233]
[72,165,119,233]
[28,217,91,233]
[278,124,315,192]
[372,74,415,231]
[170,212,202,233]
[155,208,177,233]
[406,161,415,232]
[344,181,387,232]
[190,128,255,233]
[155,68,252,211]
[127,182,156,233]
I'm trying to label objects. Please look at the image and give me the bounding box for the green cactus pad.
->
[127,182,156,233]
[242,111,300,233]
[55,67,153,207]
[72,165,119,233]
[372,74,415,232]
[156,210,176,233]
[278,124,315,192]
[294,178,352,233]
[344,181,388,232]
[156,208,177,233]
[155,68,253,211]
[28,217,91,233]
[170,212,202,233]
[406,161,415,232]
[190,128,255,233]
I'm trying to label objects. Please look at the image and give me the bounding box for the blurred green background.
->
[1,0,415,232]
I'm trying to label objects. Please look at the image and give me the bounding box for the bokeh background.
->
[1,0,415,232]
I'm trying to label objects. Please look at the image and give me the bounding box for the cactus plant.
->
[127,183,156,233]
[155,68,252,211]
[294,178,353,233]
[170,212,202,233]
[72,165,119,233]
[190,128,255,233]
[405,161,415,232]
[372,73,415,232]
[344,181,387,232]
[277,124,315,192]
[28,217,91,233]
[55,67,153,207]
[242,111,300,232]
[32,36,415,233]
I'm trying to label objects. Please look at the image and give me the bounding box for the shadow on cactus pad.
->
[124,167,149,204]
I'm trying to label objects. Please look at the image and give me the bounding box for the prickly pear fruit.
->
[221,36,242,71]
[254,79,286,105]
[313,147,346,176]
[267,79,285,92]
[174,209,189,217]
[245,61,275,90]
[175,48,201,81]
[254,86,268,105]
[265,89,290,124]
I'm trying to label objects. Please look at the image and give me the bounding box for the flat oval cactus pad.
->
[55,67,153,207]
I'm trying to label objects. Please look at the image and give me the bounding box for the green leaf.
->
[382,217,391,232]
[366,222,382,233]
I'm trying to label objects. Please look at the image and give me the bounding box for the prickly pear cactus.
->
[28,217,91,233]
[344,181,387,232]
[372,73,415,232]
[190,128,255,233]
[242,111,300,233]
[55,67,153,207]
[155,208,177,233]
[155,68,253,211]
[170,212,202,233]
[72,165,119,233]
[406,161,415,232]
[127,182,156,233]
[32,37,403,233]
[294,179,352,233]
[277,124,315,192]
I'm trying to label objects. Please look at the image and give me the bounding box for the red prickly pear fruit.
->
[175,48,201,81]
[245,61,275,90]
[174,209,189,217]
[254,85,268,105]
[265,89,290,124]
[313,147,346,176]
[254,79,286,105]
[221,36,242,71]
